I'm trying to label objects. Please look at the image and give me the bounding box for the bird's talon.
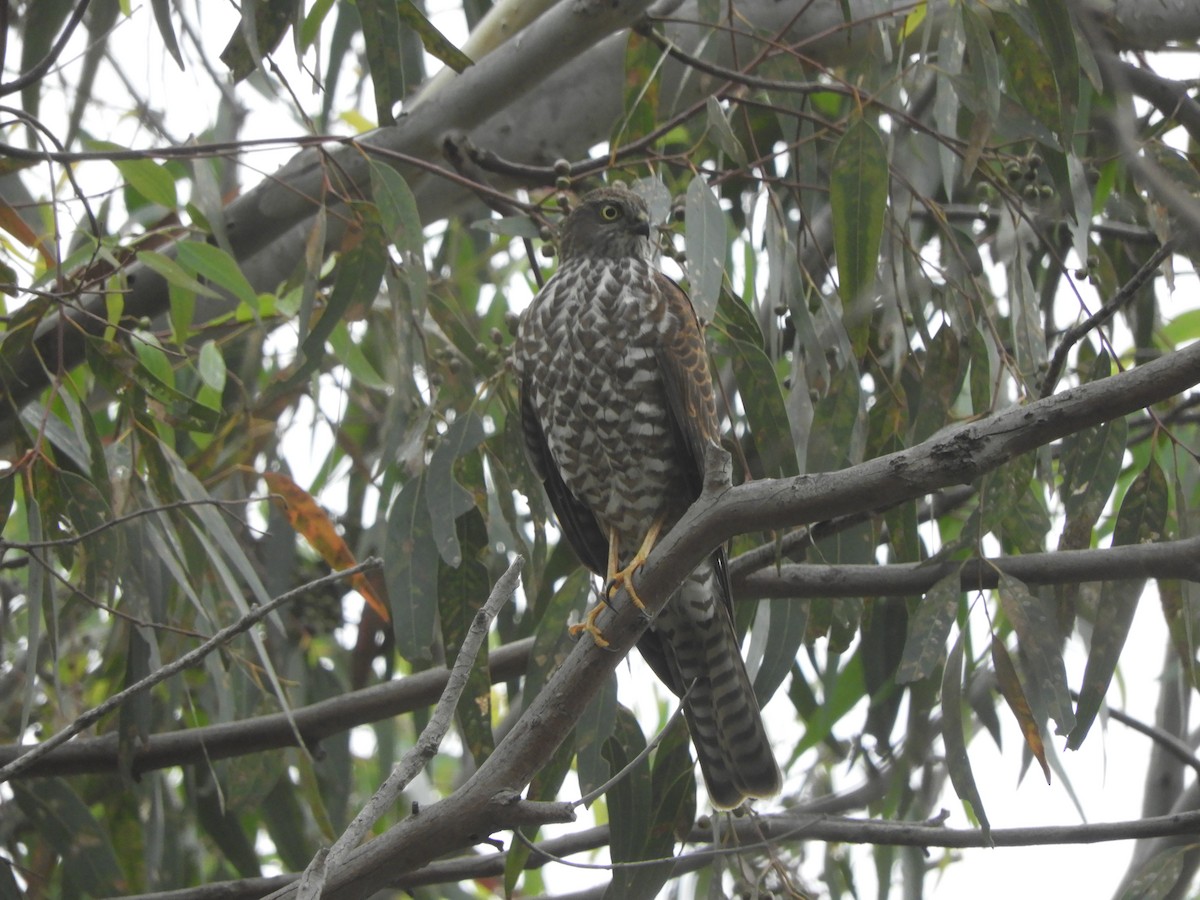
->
[569,604,611,648]
[607,566,649,612]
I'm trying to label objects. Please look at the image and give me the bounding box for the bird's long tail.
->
[656,559,781,809]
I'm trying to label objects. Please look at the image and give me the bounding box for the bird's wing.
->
[518,373,609,576]
[652,272,721,497]
[650,271,735,612]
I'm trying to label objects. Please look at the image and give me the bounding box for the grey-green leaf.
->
[941,630,992,840]
[426,412,487,566]
[1068,458,1167,749]
[897,571,962,683]
[684,176,725,322]
[830,116,888,354]
[385,474,439,664]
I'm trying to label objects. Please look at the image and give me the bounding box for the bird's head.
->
[558,186,653,263]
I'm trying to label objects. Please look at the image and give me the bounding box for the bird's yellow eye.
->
[599,204,621,221]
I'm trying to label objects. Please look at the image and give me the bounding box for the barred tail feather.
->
[661,563,781,809]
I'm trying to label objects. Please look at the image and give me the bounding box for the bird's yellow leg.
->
[568,518,665,646]
[568,601,610,648]
[568,531,620,646]
[605,515,666,613]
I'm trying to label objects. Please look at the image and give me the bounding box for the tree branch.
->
[0,559,382,785]
[0,637,535,779]
[301,558,530,898]
[733,536,1200,599]
[261,341,1200,899]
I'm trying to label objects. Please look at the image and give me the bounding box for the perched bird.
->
[512,185,782,808]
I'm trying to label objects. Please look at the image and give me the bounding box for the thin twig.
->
[4,494,268,551]
[572,691,690,809]
[0,0,94,98]
[299,557,523,899]
[0,558,381,785]
[1040,238,1177,398]
[1075,689,1200,780]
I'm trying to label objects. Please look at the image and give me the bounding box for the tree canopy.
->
[3,0,1200,897]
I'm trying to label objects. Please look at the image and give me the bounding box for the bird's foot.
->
[603,517,664,620]
[605,561,650,618]
[568,602,611,648]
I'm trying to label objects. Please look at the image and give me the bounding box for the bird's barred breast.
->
[520,258,688,549]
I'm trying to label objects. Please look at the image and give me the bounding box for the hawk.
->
[512,185,782,809]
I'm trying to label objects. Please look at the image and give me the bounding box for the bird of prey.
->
[511,185,782,808]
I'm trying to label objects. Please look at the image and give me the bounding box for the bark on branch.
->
[262,341,1200,899]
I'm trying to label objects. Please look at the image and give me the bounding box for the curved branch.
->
[262,342,1200,900]
[0,0,94,98]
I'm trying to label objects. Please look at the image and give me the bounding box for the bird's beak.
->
[632,216,651,237]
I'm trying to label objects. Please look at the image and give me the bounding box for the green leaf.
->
[197,340,227,393]
[300,0,337,49]
[909,326,964,444]
[808,363,863,472]
[714,292,798,480]
[997,573,1075,735]
[102,146,178,209]
[897,571,961,683]
[0,469,14,535]
[604,707,671,900]
[358,0,404,123]
[524,567,591,703]
[115,156,177,211]
[280,205,388,395]
[175,240,259,306]
[830,117,888,356]
[960,5,1001,119]
[13,779,123,896]
[753,595,808,704]
[607,717,687,900]
[425,411,487,566]
[704,96,747,165]
[576,673,619,800]
[993,13,1063,142]
[794,653,865,755]
[1058,389,1126,552]
[219,0,296,82]
[131,329,175,390]
[328,321,387,389]
[684,176,725,323]
[1068,458,1167,749]
[261,777,312,872]
[1028,0,1079,139]
[385,474,439,665]
[137,250,222,299]
[614,29,662,147]
[1118,845,1192,900]
[368,161,424,261]
[396,0,473,73]
[151,0,186,69]
[991,635,1051,782]
[941,629,992,840]
[438,507,495,764]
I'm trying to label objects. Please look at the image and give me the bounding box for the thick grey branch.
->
[305,558,524,898]
[263,342,1200,899]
